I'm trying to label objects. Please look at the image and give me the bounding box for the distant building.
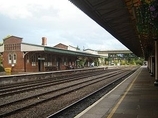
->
[68,45,79,51]
[54,43,68,50]
[83,49,98,55]
[83,49,135,66]
[98,50,135,65]
[0,36,100,72]
[54,43,78,51]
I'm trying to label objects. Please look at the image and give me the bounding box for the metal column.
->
[154,40,158,85]
[148,56,151,72]
[150,56,154,76]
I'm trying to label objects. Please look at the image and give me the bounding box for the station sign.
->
[38,58,45,60]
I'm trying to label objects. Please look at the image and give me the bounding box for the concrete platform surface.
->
[75,66,158,118]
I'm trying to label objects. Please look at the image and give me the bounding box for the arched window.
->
[31,55,36,66]
[48,54,52,66]
[8,54,12,64]
[26,54,29,63]
[8,53,17,64]
[13,53,17,64]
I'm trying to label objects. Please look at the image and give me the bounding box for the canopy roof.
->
[70,0,157,59]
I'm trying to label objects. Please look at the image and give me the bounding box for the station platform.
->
[75,66,158,118]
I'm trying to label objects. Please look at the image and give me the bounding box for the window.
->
[8,54,12,64]
[63,57,67,65]
[13,53,17,64]
[48,62,52,66]
[47,54,52,66]
[31,55,36,66]
[8,53,17,64]
[44,62,47,67]
[32,62,36,66]
[52,56,56,65]
[26,55,29,63]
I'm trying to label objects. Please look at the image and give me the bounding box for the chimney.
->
[42,37,47,46]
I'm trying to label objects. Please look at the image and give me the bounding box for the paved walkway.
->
[75,66,158,118]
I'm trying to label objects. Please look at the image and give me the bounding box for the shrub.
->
[0,66,4,72]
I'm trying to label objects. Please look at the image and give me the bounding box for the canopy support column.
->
[154,40,158,85]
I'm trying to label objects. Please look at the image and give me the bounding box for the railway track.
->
[48,67,137,118]
[0,69,117,97]
[0,66,138,118]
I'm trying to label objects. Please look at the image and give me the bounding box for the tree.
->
[3,35,11,40]
[76,45,80,50]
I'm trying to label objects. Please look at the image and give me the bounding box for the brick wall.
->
[3,36,24,72]
[54,43,68,50]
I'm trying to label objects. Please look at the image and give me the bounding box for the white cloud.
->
[0,0,78,19]
[0,0,32,19]
[0,0,128,50]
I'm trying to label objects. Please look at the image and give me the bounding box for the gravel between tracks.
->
[0,67,136,118]
[3,75,113,118]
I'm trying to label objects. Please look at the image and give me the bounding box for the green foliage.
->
[77,57,87,68]
[108,53,144,66]
[94,58,99,66]
[135,58,144,65]
[136,0,158,38]
[0,66,4,72]
[76,45,80,50]
[0,55,3,65]
[98,57,106,66]
[3,35,11,40]
[120,60,126,65]
[78,60,84,67]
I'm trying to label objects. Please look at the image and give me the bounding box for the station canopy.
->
[70,0,158,59]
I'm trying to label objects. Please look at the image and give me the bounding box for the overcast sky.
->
[0,0,128,50]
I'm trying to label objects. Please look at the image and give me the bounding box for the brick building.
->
[54,43,80,51]
[0,36,100,72]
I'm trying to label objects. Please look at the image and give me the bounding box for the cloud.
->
[0,0,128,50]
[0,0,32,19]
[0,0,77,19]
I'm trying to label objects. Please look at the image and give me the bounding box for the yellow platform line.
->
[107,68,142,118]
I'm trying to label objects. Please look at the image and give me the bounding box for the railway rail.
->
[0,66,139,118]
[0,69,116,97]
